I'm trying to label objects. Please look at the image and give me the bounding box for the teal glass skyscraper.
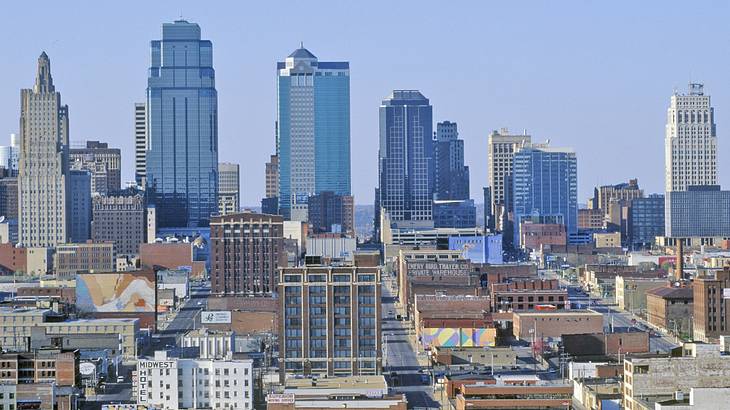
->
[277,46,350,221]
[146,20,218,228]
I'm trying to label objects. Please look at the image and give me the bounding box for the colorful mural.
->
[421,327,496,348]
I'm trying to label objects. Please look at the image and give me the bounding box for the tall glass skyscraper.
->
[376,90,434,235]
[146,20,218,228]
[277,46,350,221]
[511,146,577,245]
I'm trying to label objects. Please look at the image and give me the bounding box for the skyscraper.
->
[146,20,218,228]
[18,52,70,248]
[217,162,240,215]
[665,83,717,192]
[277,46,350,221]
[91,188,147,257]
[376,90,434,234]
[0,134,19,175]
[434,121,470,200]
[512,146,578,245]
[134,102,147,188]
[69,140,122,195]
[487,129,531,231]
[69,170,91,243]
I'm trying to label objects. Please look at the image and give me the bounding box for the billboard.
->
[76,272,156,313]
[201,310,232,324]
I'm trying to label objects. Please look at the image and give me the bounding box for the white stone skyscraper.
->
[665,83,717,192]
[487,128,531,230]
[18,52,70,247]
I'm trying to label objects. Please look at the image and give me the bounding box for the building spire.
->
[34,51,54,94]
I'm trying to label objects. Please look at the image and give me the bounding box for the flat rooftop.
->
[285,375,386,391]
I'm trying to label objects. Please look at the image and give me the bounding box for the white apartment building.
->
[136,351,253,410]
[487,129,531,227]
[665,83,717,192]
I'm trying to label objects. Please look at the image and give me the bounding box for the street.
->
[381,273,439,409]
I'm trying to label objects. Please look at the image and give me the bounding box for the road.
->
[381,273,439,409]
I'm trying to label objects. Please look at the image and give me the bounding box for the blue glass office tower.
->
[628,194,665,249]
[512,147,577,246]
[277,46,350,221]
[146,20,218,228]
[434,121,470,200]
[376,91,434,234]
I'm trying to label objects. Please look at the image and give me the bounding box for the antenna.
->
[300,41,304,48]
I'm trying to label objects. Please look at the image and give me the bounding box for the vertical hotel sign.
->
[137,360,177,405]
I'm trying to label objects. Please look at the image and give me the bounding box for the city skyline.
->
[0,2,728,207]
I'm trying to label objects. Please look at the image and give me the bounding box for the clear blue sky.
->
[1,1,728,206]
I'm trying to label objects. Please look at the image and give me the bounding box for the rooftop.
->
[646,286,693,300]
[288,46,317,59]
[285,375,387,391]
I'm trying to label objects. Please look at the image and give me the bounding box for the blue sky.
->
[1,1,728,205]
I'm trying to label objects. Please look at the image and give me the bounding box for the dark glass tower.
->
[434,121,470,200]
[146,20,218,228]
[376,90,434,235]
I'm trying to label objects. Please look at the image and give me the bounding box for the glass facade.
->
[277,48,350,220]
[377,90,434,230]
[665,186,730,237]
[512,147,577,245]
[434,121,469,200]
[433,199,477,228]
[628,194,664,249]
[146,20,218,228]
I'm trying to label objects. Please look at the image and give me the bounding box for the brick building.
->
[91,188,146,256]
[279,253,381,381]
[489,278,568,311]
[578,208,604,230]
[210,212,286,295]
[0,348,79,387]
[512,310,604,341]
[53,242,114,279]
[646,286,693,336]
[139,242,207,279]
[519,222,567,250]
[693,268,730,342]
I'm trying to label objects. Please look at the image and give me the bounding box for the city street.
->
[381,273,439,409]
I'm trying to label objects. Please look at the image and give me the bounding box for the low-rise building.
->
[615,276,668,313]
[157,269,189,300]
[647,286,693,336]
[136,351,253,410]
[623,342,730,409]
[512,310,604,341]
[594,232,621,248]
[54,242,115,279]
[267,375,406,410]
[562,331,650,356]
[445,374,573,410]
[181,328,235,359]
[431,346,516,367]
[490,279,568,311]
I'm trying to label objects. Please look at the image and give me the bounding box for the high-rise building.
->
[277,46,350,221]
[433,199,477,228]
[217,162,240,215]
[487,129,531,231]
[69,140,122,195]
[210,212,286,295]
[483,187,493,232]
[0,134,19,175]
[665,83,717,192]
[146,20,218,228]
[512,146,577,245]
[265,154,279,199]
[665,186,730,238]
[628,194,665,249]
[18,52,69,248]
[307,191,354,236]
[376,90,434,235]
[0,178,18,220]
[591,179,643,213]
[91,188,146,256]
[69,170,91,243]
[279,253,381,380]
[434,121,469,200]
[134,102,147,188]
